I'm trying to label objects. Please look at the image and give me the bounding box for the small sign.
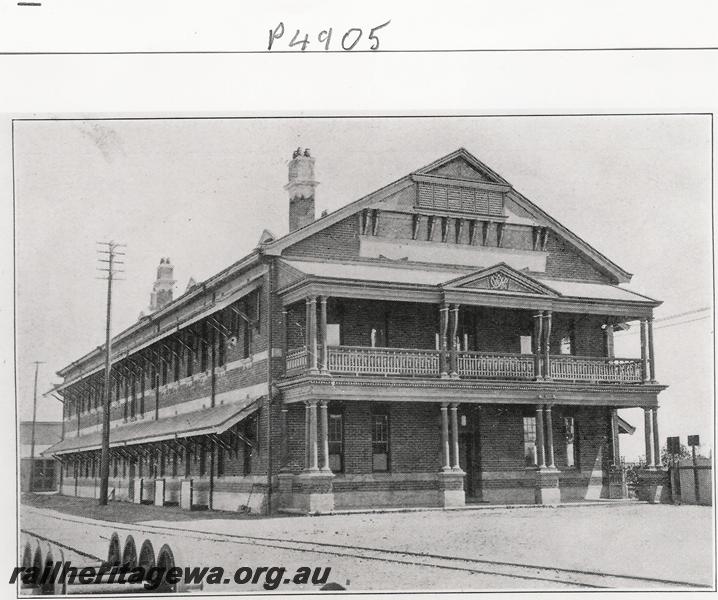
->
[667,436,681,454]
[688,435,700,447]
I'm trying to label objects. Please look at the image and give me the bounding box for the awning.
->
[43,396,262,456]
[617,415,636,435]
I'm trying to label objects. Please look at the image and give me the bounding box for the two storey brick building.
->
[46,147,666,513]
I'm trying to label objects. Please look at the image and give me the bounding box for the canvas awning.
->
[43,396,262,456]
[617,415,636,435]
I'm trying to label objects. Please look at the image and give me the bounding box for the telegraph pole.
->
[97,241,125,505]
[29,360,44,492]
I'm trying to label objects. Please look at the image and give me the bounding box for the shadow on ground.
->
[21,493,292,523]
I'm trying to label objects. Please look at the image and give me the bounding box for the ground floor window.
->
[328,411,344,472]
[564,416,577,468]
[372,408,390,472]
[523,416,537,466]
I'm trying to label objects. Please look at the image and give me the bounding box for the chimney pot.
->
[285,149,318,232]
[149,256,176,313]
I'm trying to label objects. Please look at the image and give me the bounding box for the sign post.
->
[688,435,700,504]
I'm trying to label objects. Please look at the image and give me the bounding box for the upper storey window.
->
[417,181,504,217]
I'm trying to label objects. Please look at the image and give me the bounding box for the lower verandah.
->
[279,401,623,510]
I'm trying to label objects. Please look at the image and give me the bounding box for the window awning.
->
[43,396,262,456]
[617,415,636,435]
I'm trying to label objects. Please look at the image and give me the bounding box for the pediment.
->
[442,264,559,296]
[414,148,508,185]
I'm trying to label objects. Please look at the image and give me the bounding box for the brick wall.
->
[283,216,361,259]
[544,231,612,283]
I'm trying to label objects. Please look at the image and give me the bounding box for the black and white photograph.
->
[1,1,717,597]
[10,114,714,593]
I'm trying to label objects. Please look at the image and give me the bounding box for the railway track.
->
[21,506,710,591]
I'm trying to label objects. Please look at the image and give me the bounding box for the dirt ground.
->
[20,495,715,591]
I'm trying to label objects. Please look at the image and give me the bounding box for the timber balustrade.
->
[285,347,308,375]
[285,345,645,384]
[548,355,643,383]
[327,345,440,377]
[457,351,535,379]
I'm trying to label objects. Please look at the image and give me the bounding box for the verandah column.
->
[319,400,331,472]
[543,311,553,380]
[450,403,461,470]
[305,400,319,471]
[643,407,654,468]
[319,296,328,374]
[647,316,656,383]
[640,319,649,383]
[439,302,450,378]
[544,405,556,468]
[535,405,546,468]
[533,312,544,381]
[652,407,661,467]
[440,403,451,471]
[449,305,460,379]
[307,296,319,374]
[610,408,621,467]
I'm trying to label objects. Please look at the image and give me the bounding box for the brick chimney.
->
[149,257,175,312]
[285,148,318,232]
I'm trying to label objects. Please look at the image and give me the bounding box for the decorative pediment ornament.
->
[489,273,509,290]
[441,263,560,297]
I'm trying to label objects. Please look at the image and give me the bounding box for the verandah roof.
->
[43,396,262,456]
[277,258,657,304]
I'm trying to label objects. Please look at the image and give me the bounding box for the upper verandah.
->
[54,147,651,385]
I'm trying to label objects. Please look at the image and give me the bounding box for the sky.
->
[12,115,713,461]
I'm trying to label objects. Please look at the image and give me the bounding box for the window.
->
[122,457,126,479]
[184,447,191,478]
[113,457,118,478]
[174,340,181,381]
[520,335,533,355]
[564,417,576,468]
[159,448,166,477]
[243,415,257,475]
[326,324,341,347]
[130,377,136,418]
[172,451,178,477]
[372,409,390,472]
[242,320,251,358]
[328,411,344,472]
[161,348,169,384]
[185,333,194,377]
[139,376,145,416]
[523,416,537,466]
[560,336,572,355]
[200,324,209,371]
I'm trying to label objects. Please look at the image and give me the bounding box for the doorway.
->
[458,405,482,501]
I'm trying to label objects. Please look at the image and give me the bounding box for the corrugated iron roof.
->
[280,258,656,304]
[43,396,261,455]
